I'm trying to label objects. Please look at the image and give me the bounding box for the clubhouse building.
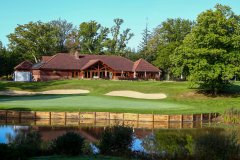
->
[14,53,160,81]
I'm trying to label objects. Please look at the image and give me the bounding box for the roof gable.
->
[78,55,134,71]
[133,59,159,72]
[81,59,101,70]
[14,61,33,70]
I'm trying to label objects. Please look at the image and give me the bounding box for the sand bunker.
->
[105,90,167,99]
[0,89,89,96]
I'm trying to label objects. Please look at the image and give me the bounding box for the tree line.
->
[139,4,240,94]
[7,18,134,63]
[0,18,135,77]
[1,4,240,94]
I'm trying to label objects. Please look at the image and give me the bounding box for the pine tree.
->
[138,20,150,59]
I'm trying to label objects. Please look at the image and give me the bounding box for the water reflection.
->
[1,123,238,152]
[0,122,240,160]
[0,125,15,143]
[0,116,218,152]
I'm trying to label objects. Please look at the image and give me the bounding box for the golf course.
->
[0,79,239,114]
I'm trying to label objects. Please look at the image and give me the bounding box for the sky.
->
[0,0,240,50]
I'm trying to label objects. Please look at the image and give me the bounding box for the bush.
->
[99,126,133,156]
[0,143,12,160]
[52,132,85,156]
[9,131,42,159]
[194,131,240,160]
[40,140,55,155]
[154,130,194,159]
[223,108,240,124]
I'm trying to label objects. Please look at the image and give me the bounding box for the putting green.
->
[1,80,240,114]
[0,94,193,114]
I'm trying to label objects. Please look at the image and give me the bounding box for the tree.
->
[8,21,59,62]
[154,42,180,80]
[50,19,74,53]
[65,28,81,53]
[171,4,240,94]
[0,41,20,77]
[105,18,134,55]
[138,21,151,59]
[66,21,109,54]
[0,41,6,76]
[78,21,109,54]
[152,18,194,80]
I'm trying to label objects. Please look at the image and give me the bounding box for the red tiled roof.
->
[77,54,134,71]
[81,59,101,70]
[14,61,33,70]
[133,59,159,72]
[31,53,159,72]
[42,56,52,62]
[40,53,81,70]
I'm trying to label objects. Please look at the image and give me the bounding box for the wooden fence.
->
[0,110,219,129]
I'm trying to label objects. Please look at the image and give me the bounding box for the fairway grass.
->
[0,80,240,114]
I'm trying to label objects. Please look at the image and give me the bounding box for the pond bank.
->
[0,110,219,129]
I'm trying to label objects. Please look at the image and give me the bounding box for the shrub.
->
[0,143,12,160]
[223,108,240,124]
[52,132,85,156]
[41,140,55,155]
[194,131,240,160]
[154,130,194,159]
[9,131,42,159]
[99,125,133,156]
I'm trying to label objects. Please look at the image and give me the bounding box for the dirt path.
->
[105,90,167,99]
[0,89,90,96]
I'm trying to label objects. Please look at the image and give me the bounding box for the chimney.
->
[75,51,79,59]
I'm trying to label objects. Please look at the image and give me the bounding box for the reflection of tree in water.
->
[141,128,236,159]
[141,133,160,155]
[5,126,30,143]
[81,127,104,140]
[154,130,194,158]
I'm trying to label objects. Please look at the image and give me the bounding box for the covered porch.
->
[81,60,132,80]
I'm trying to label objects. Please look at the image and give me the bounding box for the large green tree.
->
[0,41,20,77]
[78,21,109,54]
[50,19,74,53]
[66,21,109,54]
[171,4,240,94]
[8,21,59,62]
[67,19,134,55]
[152,18,194,80]
[105,18,134,55]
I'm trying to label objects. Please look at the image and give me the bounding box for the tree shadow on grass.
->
[0,80,70,91]
[196,84,240,98]
[5,107,32,111]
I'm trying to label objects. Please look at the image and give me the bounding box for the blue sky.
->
[0,0,240,50]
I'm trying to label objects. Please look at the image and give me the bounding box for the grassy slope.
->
[0,80,239,114]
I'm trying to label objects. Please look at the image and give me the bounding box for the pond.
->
[1,116,240,160]
[0,117,239,151]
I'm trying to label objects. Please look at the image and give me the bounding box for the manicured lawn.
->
[0,80,240,114]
